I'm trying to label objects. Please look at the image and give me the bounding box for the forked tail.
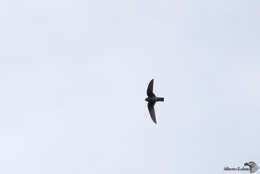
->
[157,97,164,102]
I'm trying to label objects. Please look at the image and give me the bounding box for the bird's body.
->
[145,97,164,103]
[145,79,164,124]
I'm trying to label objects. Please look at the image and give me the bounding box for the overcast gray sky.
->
[0,0,260,173]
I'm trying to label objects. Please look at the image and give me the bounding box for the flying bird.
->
[145,79,164,124]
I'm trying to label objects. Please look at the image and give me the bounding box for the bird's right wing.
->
[148,102,157,124]
[147,79,155,97]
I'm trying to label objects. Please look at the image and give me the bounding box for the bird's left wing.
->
[147,79,155,97]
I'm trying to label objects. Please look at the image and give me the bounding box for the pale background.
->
[0,0,259,173]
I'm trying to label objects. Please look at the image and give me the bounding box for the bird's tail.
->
[157,97,164,102]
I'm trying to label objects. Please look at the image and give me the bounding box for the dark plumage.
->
[145,79,164,124]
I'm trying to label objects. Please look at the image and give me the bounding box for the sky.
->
[0,0,260,173]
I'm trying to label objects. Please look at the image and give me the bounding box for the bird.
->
[244,161,259,173]
[145,79,164,124]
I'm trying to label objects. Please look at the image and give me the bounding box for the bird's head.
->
[145,97,149,102]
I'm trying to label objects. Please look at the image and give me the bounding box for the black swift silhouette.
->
[145,79,164,124]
